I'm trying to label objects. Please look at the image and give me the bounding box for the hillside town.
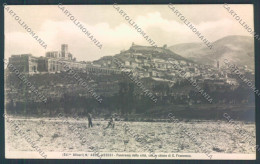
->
[6,43,253,86]
[5,43,255,117]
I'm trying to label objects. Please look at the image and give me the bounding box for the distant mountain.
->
[169,35,254,69]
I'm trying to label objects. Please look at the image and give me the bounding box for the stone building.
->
[8,44,121,75]
[8,44,86,74]
[8,54,38,74]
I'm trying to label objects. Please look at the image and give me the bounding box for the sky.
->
[4,4,254,62]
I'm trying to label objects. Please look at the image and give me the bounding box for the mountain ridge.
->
[169,35,254,69]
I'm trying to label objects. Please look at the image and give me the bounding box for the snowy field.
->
[5,117,256,154]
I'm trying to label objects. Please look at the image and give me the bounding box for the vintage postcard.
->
[4,4,257,159]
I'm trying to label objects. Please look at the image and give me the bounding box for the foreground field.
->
[5,117,256,154]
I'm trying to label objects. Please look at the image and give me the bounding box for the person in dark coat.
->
[105,116,115,129]
[87,113,93,128]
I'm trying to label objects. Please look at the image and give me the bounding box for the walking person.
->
[87,112,93,128]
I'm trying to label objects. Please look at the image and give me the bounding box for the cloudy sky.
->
[5,4,254,61]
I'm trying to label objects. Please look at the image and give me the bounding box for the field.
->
[5,116,256,154]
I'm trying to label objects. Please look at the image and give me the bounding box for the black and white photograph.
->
[3,3,257,160]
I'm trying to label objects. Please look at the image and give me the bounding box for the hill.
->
[169,35,254,69]
[94,44,194,65]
